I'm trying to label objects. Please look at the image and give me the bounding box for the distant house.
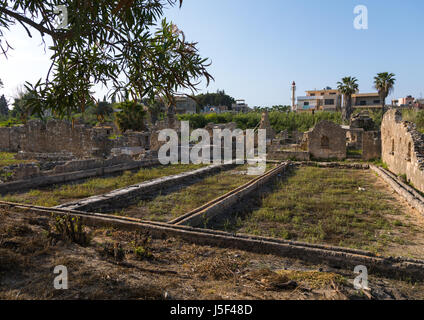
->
[414,99,424,109]
[231,99,251,113]
[351,93,381,109]
[296,87,342,112]
[392,96,415,107]
[174,96,197,114]
[203,105,228,114]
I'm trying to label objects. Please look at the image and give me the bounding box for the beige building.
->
[296,88,342,112]
[352,93,381,109]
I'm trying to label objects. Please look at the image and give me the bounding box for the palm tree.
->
[337,76,359,122]
[93,100,113,123]
[374,72,396,114]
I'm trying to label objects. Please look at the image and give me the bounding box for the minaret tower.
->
[291,81,296,112]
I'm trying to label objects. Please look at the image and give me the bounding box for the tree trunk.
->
[346,95,353,122]
[382,97,386,114]
[342,95,352,123]
[167,104,176,128]
[150,109,158,125]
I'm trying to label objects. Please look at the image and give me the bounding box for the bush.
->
[49,215,91,247]
[99,242,125,262]
[0,118,23,127]
[115,101,147,132]
[130,232,153,260]
[178,111,342,132]
[403,109,424,133]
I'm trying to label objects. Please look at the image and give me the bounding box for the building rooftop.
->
[352,93,379,97]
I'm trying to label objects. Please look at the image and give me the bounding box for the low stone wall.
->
[371,165,424,216]
[0,120,150,159]
[4,201,424,281]
[267,150,310,161]
[1,155,148,183]
[56,163,235,212]
[294,161,370,170]
[381,109,424,193]
[171,162,289,227]
[0,158,160,195]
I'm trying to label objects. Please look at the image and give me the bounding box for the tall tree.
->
[115,101,147,132]
[11,90,33,121]
[92,100,113,123]
[0,1,212,119]
[0,94,8,117]
[337,76,359,122]
[374,72,396,114]
[195,90,235,109]
[142,98,166,125]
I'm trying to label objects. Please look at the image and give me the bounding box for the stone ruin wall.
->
[362,131,381,161]
[306,121,346,160]
[0,120,150,159]
[381,109,424,193]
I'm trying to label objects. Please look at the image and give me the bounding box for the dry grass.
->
[1,207,424,300]
[0,152,33,167]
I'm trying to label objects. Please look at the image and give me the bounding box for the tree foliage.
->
[337,76,359,122]
[10,90,34,121]
[178,111,342,132]
[195,90,235,109]
[0,0,212,119]
[374,72,396,113]
[115,100,147,132]
[142,98,166,125]
[89,99,113,123]
[0,94,8,117]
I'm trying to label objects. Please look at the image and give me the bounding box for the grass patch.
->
[0,164,205,207]
[0,152,32,167]
[347,149,363,157]
[234,166,411,253]
[119,164,274,222]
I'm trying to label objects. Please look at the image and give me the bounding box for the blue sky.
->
[1,0,423,107]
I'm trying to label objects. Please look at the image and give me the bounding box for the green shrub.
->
[99,242,125,262]
[130,234,152,260]
[178,111,342,132]
[49,215,91,246]
[115,101,147,132]
[403,109,424,133]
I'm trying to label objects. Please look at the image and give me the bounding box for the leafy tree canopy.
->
[195,90,235,109]
[0,94,8,116]
[337,76,359,121]
[0,0,213,119]
[115,100,147,132]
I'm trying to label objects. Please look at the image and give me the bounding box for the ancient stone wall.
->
[267,150,310,161]
[0,120,150,159]
[306,121,346,160]
[381,109,424,193]
[362,131,381,161]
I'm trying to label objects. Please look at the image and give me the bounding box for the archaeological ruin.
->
[381,109,424,193]
[3,108,424,284]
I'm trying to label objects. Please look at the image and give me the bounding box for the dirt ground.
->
[1,207,424,300]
